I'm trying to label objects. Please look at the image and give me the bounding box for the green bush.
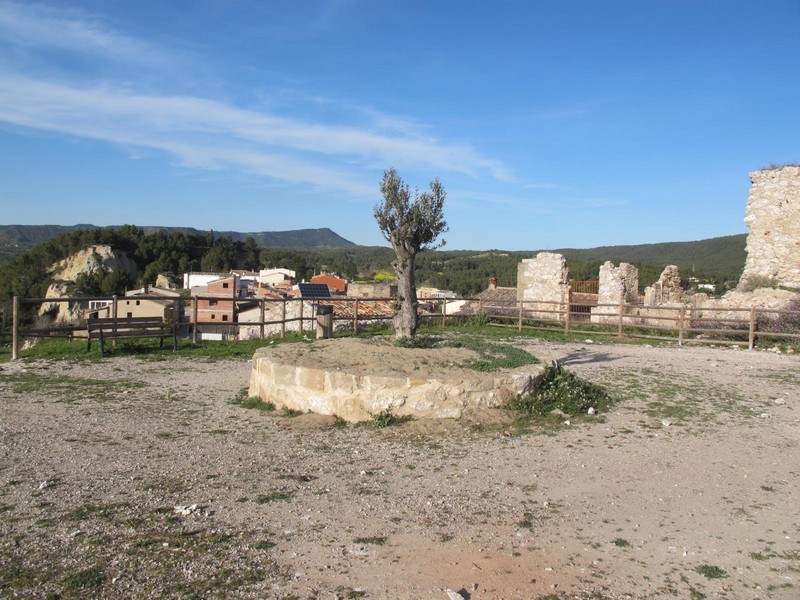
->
[508,365,611,417]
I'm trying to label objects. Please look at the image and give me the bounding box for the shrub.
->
[738,275,778,293]
[508,365,611,417]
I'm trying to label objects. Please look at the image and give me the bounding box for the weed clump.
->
[508,364,611,418]
[371,409,414,428]
[394,335,437,349]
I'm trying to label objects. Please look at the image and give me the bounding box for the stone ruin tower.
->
[517,252,569,319]
[740,165,800,289]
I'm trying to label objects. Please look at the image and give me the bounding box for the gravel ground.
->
[1,338,798,599]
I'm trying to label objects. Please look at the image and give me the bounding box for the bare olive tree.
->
[373,168,447,340]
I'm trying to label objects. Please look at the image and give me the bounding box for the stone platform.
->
[247,337,550,422]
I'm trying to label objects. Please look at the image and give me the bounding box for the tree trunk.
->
[392,248,418,339]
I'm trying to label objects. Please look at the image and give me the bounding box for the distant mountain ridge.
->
[0,224,357,250]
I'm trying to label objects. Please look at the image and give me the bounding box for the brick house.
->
[194,275,244,324]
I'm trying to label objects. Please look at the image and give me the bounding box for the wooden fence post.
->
[617,302,624,337]
[299,300,304,334]
[281,300,286,339]
[518,300,523,331]
[564,300,571,334]
[191,298,198,344]
[112,295,119,348]
[441,299,446,328]
[748,307,756,350]
[678,305,686,346]
[353,299,359,334]
[11,296,19,360]
[259,298,266,340]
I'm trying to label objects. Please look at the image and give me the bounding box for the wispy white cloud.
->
[0,1,167,66]
[523,182,557,190]
[0,1,511,196]
[450,189,554,214]
[0,74,510,195]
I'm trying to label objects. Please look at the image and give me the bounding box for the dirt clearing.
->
[1,339,798,599]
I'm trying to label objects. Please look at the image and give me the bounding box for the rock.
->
[661,419,672,427]
[587,407,596,415]
[775,398,786,405]
[173,504,207,516]
[563,420,571,426]
[446,590,467,600]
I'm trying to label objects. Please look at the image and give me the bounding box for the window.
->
[135,300,140,306]
[209,299,218,306]
[211,314,216,320]
[222,315,228,322]
[222,282,229,289]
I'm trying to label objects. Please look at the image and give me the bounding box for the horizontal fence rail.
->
[6,292,800,359]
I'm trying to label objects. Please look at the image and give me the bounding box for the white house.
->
[259,268,296,286]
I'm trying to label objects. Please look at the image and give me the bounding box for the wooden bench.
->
[87,317,177,357]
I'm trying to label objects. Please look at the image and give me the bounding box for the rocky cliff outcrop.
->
[39,245,140,324]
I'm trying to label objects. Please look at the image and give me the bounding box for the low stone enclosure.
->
[248,337,551,422]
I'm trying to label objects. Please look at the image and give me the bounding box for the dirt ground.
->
[1,337,799,599]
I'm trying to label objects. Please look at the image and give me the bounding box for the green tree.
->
[374,168,447,340]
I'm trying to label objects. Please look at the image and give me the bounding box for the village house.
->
[310,273,347,294]
[259,268,296,286]
[83,286,181,322]
[193,274,249,324]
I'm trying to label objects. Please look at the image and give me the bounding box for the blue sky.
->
[1,1,798,250]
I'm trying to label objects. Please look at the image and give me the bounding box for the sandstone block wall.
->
[248,348,548,422]
[517,253,569,319]
[741,166,800,289]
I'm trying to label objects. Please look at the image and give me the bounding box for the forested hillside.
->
[0,226,747,302]
[0,224,355,263]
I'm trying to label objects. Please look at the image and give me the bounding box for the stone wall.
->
[348,282,397,298]
[591,262,639,324]
[741,165,800,289]
[517,252,569,319]
[644,265,684,306]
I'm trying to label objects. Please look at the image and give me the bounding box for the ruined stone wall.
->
[591,262,639,324]
[644,265,684,306]
[517,253,569,319]
[741,166,800,289]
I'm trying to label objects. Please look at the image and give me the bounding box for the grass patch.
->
[4,332,314,363]
[394,335,437,349]
[254,491,293,504]
[281,407,304,417]
[446,336,538,371]
[62,565,104,591]
[353,536,387,545]
[230,387,276,411]
[695,564,727,579]
[4,372,144,403]
[612,538,631,548]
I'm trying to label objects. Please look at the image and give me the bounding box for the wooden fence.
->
[5,293,800,359]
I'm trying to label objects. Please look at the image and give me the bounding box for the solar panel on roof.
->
[298,283,331,299]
